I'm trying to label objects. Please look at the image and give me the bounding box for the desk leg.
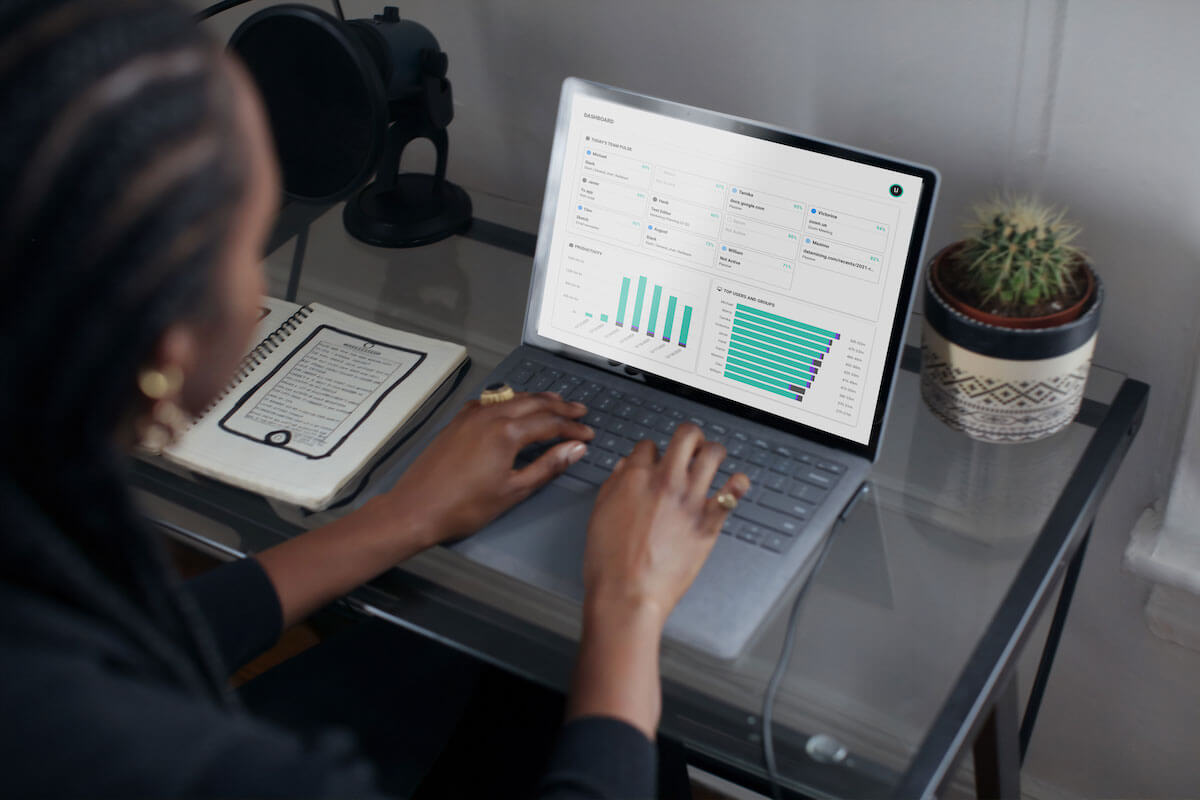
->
[973,677,1020,800]
[1019,524,1091,762]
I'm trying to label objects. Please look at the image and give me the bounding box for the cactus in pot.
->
[920,196,1102,442]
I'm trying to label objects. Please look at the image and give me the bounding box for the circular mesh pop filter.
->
[231,5,387,204]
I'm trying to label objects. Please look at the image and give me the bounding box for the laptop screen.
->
[526,79,937,456]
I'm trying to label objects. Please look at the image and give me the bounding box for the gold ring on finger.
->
[716,492,738,511]
[479,382,516,406]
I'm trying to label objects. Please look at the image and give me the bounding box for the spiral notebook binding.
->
[189,304,314,425]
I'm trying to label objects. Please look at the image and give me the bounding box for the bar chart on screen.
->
[551,238,706,371]
[702,287,873,426]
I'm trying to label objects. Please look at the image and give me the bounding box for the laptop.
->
[432,79,937,659]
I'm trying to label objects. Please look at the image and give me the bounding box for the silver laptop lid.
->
[523,79,938,461]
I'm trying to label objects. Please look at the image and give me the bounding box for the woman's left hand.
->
[380,391,595,547]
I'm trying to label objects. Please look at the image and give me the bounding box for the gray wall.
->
[201,1,1200,795]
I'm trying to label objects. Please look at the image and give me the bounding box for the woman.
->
[0,1,749,797]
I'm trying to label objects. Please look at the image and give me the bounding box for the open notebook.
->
[162,297,469,510]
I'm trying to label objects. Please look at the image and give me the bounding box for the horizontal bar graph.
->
[609,273,693,346]
[723,304,840,402]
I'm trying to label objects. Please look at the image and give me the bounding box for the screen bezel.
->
[522,78,939,461]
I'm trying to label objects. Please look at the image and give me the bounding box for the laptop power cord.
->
[760,482,864,800]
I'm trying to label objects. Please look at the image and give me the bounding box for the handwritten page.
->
[220,325,425,458]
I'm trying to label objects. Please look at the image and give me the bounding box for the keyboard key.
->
[584,411,606,428]
[609,420,631,436]
[797,451,816,465]
[625,395,643,406]
[565,460,609,485]
[759,490,813,520]
[508,367,534,387]
[748,447,772,468]
[761,534,792,554]
[647,401,665,413]
[597,453,620,470]
[636,411,660,427]
[652,434,671,450]
[615,403,635,419]
[627,424,650,441]
[596,435,622,452]
[788,481,828,504]
[668,409,685,421]
[656,417,677,435]
[614,438,637,457]
[736,524,765,545]
[718,459,743,475]
[800,470,837,490]
[816,460,847,475]
[549,380,573,396]
[769,454,793,473]
[594,395,614,411]
[687,416,707,428]
[566,385,590,403]
[530,373,555,392]
[709,423,728,435]
[726,440,747,457]
[763,472,788,492]
[735,503,805,537]
[773,445,795,458]
[722,518,742,536]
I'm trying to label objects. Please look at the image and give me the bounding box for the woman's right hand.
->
[567,424,750,738]
[582,423,751,628]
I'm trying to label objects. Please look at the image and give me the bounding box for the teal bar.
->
[647,285,663,335]
[679,305,693,347]
[733,313,831,351]
[585,312,593,317]
[730,327,824,363]
[726,358,811,391]
[600,313,609,322]
[632,276,647,331]
[729,335,820,370]
[616,277,631,326]
[724,352,811,386]
[724,364,802,397]
[732,318,828,357]
[735,303,839,340]
[663,296,678,341]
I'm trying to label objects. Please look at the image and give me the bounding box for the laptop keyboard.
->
[504,358,847,557]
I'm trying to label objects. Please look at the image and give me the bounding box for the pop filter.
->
[231,6,386,205]
[229,4,471,247]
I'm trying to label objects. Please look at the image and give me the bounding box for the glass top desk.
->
[131,190,1148,800]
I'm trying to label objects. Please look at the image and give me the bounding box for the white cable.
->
[761,521,841,800]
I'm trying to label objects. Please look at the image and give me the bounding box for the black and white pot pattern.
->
[919,251,1104,443]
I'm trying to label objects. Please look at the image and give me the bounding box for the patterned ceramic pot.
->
[920,245,1104,443]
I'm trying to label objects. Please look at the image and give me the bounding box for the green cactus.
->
[956,197,1084,316]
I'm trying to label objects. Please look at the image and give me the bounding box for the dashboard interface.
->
[534,87,929,447]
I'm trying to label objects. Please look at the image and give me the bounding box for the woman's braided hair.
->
[0,0,254,700]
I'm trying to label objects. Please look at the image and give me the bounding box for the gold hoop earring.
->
[137,365,184,400]
[135,365,188,454]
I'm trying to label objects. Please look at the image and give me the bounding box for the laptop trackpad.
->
[448,481,593,602]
